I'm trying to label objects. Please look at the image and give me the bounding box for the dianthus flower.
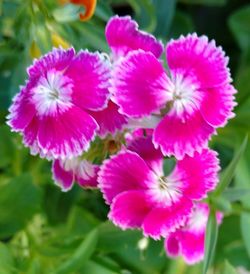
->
[111,34,236,159]
[7,48,110,159]
[92,15,164,137]
[52,157,98,191]
[165,202,223,264]
[98,136,220,239]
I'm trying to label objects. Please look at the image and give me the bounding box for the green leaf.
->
[0,174,42,239]
[228,5,250,52]
[241,212,250,258]
[55,228,98,274]
[0,242,14,273]
[214,136,248,196]
[0,125,15,169]
[53,4,83,23]
[179,0,226,5]
[169,11,194,38]
[223,261,237,274]
[153,0,176,37]
[203,209,218,274]
[222,188,250,202]
[80,260,118,274]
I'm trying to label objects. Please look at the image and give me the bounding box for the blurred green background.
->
[1,0,250,273]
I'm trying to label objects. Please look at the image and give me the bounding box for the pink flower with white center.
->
[165,203,223,264]
[7,48,110,159]
[52,157,99,192]
[98,136,220,239]
[111,33,237,159]
[88,15,163,138]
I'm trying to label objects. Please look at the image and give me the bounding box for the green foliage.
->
[0,0,250,273]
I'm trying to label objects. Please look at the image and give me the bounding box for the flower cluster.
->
[7,15,235,264]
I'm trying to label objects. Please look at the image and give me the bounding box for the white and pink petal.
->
[106,15,163,60]
[111,50,171,118]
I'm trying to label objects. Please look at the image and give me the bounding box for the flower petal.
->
[66,50,111,111]
[106,15,163,60]
[28,47,75,79]
[111,50,170,118]
[76,163,99,188]
[142,196,193,239]
[52,159,74,191]
[109,190,153,230]
[171,149,220,200]
[37,106,98,159]
[200,84,237,127]
[153,109,215,160]
[128,135,163,175]
[166,33,231,89]
[7,84,36,131]
[70,0,97,21]
[164,232,180,258]
[89,101,127,138]
[98,150,156,204]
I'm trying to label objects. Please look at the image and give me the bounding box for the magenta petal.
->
[98,150,156,204]
[153,109,215,160]
[37,106,98,159]
[128,136,163,175]
[200,84,236,127]
[164,233,180,258]
[66,51,111,111]
[180,231,205,264]
[77,164,99,188]
[89,101,128,138]
[111,50,170,118]
[7,84,36,131]
[142,196,193,239]
[52,160,74,191]
[172,149,220,199]
[28,47,75,79]
[109,190,152,229]
[166,34,231,89]
[106,15,163,60]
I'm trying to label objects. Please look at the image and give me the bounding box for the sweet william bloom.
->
[165,203,223,264]
[89,15,164,137]
[111,33,237,159]
[7,48,110,159]
[52,157,98,191]
[98,136,220,239]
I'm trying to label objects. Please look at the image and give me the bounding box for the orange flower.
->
[59,0,97,21]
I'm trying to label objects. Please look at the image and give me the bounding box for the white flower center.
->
[32,70,73,116]
[167,73,201,117]
[149,176,181,207]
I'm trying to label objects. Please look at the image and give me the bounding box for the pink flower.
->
[89,16,163,138]
[52,157,99,191]
[165,202,223,264]
[98,136,220,239]
[7,48,110,159]
[111,33,237,159]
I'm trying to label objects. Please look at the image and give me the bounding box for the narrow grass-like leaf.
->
[203,208,218,274]
[240,212,250,258]
[214,136,248,196]
[55,228,98,274]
